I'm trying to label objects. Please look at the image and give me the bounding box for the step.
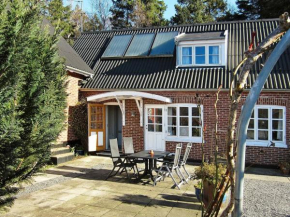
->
[51,152,74,165]
[51,143,66,149]
[51,147,71,156]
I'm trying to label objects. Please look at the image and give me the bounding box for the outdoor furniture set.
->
[106,137,193,189]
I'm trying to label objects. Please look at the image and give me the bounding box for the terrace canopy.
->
[87,91,172,126]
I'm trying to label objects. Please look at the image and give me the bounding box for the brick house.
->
[72,19,290,166]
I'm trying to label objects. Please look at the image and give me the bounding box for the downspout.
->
[234,29,290,217]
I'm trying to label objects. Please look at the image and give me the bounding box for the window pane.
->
[192,128,201,137]
[272,120,283,130]
[182,56,192,65]
[180,107,188,116]
[97,123,103,129]
[156,125,162,132]
[272,109,283,119]
[180,127,189,136]
[195,46,205,55]
[148,116,155,124]
[182,47,192,55]
[272,131,283,141]
[148,108,154,115]
[248,119,254,128]
[155,117,162,124]
[247,130,254,139]
[258,109,268,118]
[150,32,178,56]
[192,107,199,116]
[251,112,254,118]
[258,120,268,129]
[155,108,162,115]
[258,131,268,140]
[168,117,176,125]
[91,114,96,121]
[192,117,200,126]
[91,123,97,129]
[180,117,189,126]
[168,107,176,116]
[148,124,154,132]
[168,126,177,136]
[209,55,219,64]
[209,46,219,55]
[196,56,205,64]
[102,35,132,57]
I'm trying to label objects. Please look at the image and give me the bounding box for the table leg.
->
[148,159,155,181]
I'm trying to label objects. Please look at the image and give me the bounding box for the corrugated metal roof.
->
[73,19,290,90]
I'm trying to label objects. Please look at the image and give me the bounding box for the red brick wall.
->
[57,72,83,143]
[81,90,290,165]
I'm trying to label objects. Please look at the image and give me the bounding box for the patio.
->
[4,156,202,217]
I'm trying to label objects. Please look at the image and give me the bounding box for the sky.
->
[64,0,238,20]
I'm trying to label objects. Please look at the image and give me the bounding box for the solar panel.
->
[125,33,155,57]
[149,32,178,56]
[102,35,132,57]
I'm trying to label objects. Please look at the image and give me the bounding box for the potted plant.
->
[75,145,84,156]
[194,163,227,208]
[194,181,202,202]
[279,162,290,175]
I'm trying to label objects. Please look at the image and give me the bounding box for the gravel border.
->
[243,178,290,217]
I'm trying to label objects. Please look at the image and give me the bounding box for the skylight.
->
[149,32,178,56]
[102,35,132,58]
[125,33,155,57]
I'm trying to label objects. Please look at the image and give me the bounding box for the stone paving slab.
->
[2,156,289,217]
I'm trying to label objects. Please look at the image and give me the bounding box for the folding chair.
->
[154,143,184,189]
[106,139,138,180]
[180,143,192,182]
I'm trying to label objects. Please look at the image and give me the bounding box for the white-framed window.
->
[166,104,203,143]
[246,105,286,148]
[177,40,227,67]
[181,47,192,65]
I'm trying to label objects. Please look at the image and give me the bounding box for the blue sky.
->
[65,0,237,20]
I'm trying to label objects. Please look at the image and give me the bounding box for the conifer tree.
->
[0,0,66,210]
[47,0,74,43]
[171,0,227,25]
[110,0,134,29]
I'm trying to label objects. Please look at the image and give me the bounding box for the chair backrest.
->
[123,137,134,154]
[110,139,120,162]
[182,143,192,164]
[173,143,182,168]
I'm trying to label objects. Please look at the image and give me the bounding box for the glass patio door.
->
[145,105,165,151]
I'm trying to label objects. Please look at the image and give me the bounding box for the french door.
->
[145,105,165,151]
[88,104,106,152]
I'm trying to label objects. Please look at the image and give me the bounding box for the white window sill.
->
[165,136,202,143]
[246,141,288,148]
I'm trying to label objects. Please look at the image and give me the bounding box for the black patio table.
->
[127,150,170,181]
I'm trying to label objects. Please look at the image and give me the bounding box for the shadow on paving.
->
[45,166,174,187]
[113,194,201,210]
[245,167,285,177]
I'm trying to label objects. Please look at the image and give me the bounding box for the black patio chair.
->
[106,138,139,180]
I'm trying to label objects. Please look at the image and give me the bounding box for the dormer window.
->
[176,31,228,67]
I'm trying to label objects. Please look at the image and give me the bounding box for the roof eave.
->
[66,66,93,78]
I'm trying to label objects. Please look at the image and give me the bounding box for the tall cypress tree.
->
[171,0,227,25]
[47,0,74,43]
[0,0,66,210]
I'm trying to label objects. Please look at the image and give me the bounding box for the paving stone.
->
[115,203,146,213]
[32,209,71,217]
[102,209,137,217]
[73,205,110,216]
[167,207,202,217]
[67,195,100,205]
[138,205,172,217]
[52,201,86,213]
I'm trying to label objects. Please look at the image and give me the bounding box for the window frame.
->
[246,105,287,148]
[179,43,223,67]
[165,104,203,143]
[181,46,193,66]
